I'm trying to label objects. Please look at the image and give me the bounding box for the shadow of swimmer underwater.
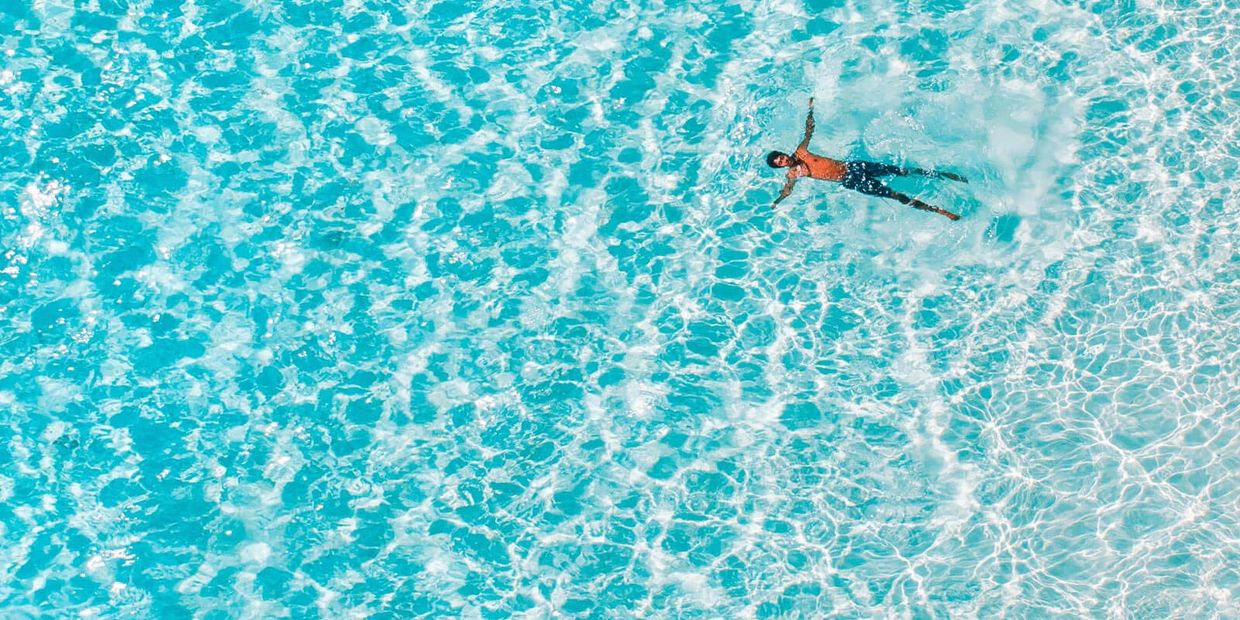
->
[767,97,970,221]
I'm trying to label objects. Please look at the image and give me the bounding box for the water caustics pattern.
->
[1,0,1238,617]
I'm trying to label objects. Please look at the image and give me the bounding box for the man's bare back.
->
[766,98,967,221]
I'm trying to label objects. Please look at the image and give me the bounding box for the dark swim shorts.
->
[839,161,906,199]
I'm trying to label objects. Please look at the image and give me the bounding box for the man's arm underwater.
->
[773,176,797,207]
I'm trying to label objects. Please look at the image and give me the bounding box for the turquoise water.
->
[2,0,1238,616]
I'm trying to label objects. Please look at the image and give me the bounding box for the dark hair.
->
[766,151,788,168]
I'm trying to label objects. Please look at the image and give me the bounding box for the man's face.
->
[773,154,794,168]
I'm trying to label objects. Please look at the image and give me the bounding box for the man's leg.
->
[889,190,961,221]
[931,170,968,183]
[859,161,968,183]
[907,167,968,183]
[856,161,907,177]
[845,174,961,221]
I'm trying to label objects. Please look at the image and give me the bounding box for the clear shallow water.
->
[1,0,1238,617]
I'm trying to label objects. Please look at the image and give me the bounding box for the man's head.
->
[766,151,795,168]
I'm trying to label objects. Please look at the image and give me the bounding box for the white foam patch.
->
[21,180,62,217]
[33,0,74,35]
[0,474,13,502]
[356,116,395,147]
[271,240,307,276]
[623,380,667,421]
[240,543,272,564]
[551,191,602,296]
[36,377,81,413]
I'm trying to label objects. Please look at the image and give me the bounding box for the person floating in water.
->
[766,97,967,220]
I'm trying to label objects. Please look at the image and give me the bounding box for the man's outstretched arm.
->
[797,97,815,150]
[773,177,797,207]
